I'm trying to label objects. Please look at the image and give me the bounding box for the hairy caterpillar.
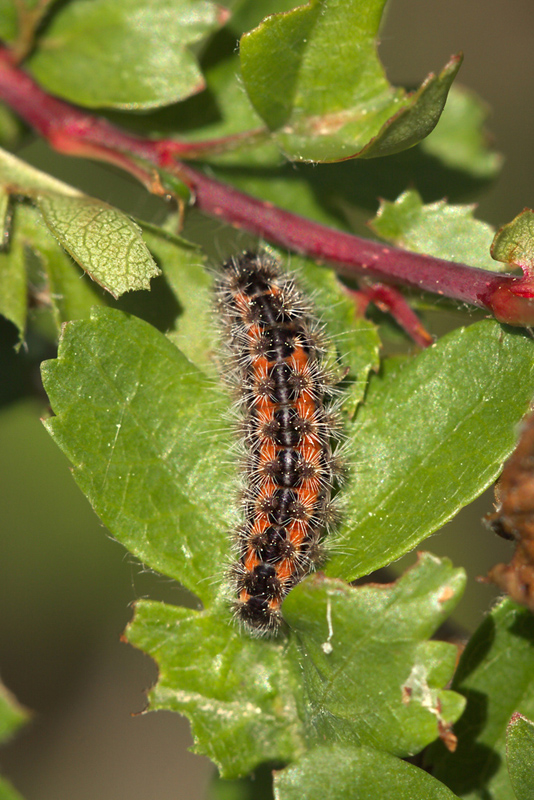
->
[214,252,343,633]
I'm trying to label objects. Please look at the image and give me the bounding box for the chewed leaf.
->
[326,320,534,582]
[126,601,306,779]
[370,189,498,271]
[284,554,466,757]
[240,0,460,162]
[41,307,233,605]
[274,745,461,800]
[28,0,229,109]
[37,194,160,297]
[126,557,467,779]
[428,600,534,799]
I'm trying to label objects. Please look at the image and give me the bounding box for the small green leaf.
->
[127,601,306,778]
[274,745,460,800]
[0,235,26,341]
[41,306,233,605]
[326,321,534,581]
[491,208,534,272]
[284,554,466,756]
[28,0,229,109]
[421,84,502,179]
[240,0,460,162]
[428,600,534,799]
[36,194,160,297]
[370,189,498,271]
[507,714,534,800]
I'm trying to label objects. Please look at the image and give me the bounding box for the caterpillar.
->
[214,251,343,634]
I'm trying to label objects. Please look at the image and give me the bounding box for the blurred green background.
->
[1,1,533,798]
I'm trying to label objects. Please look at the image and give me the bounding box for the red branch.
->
[1,46,534,327]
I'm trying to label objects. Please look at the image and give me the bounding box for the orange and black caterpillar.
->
[214,251,343,633]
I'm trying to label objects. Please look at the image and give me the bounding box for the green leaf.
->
[507,714,534,800]
[41,306,234,605]
[326,321,534,582]
[28,0,229,109]
[284,554,466,756]
[491,208,534,272]
[428,600,534,799]
[370,189,498,271]
[240,0,461,162]
[127,601,306,778]
[274,744,460,800]
[0,233,26,341]
[126,557,466,779]
[421,84,502,180]
[36,194,160,297]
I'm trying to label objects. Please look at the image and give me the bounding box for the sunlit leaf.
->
[240,0,460,162]
[28,0,230,109]
[274,744,460,800]
[370,189,498,270]
[326,321,534,581]
[37,194,160,297]
[284,555,465,756]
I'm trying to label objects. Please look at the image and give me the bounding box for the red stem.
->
[1,47,533,326]
[345,283,434,348]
